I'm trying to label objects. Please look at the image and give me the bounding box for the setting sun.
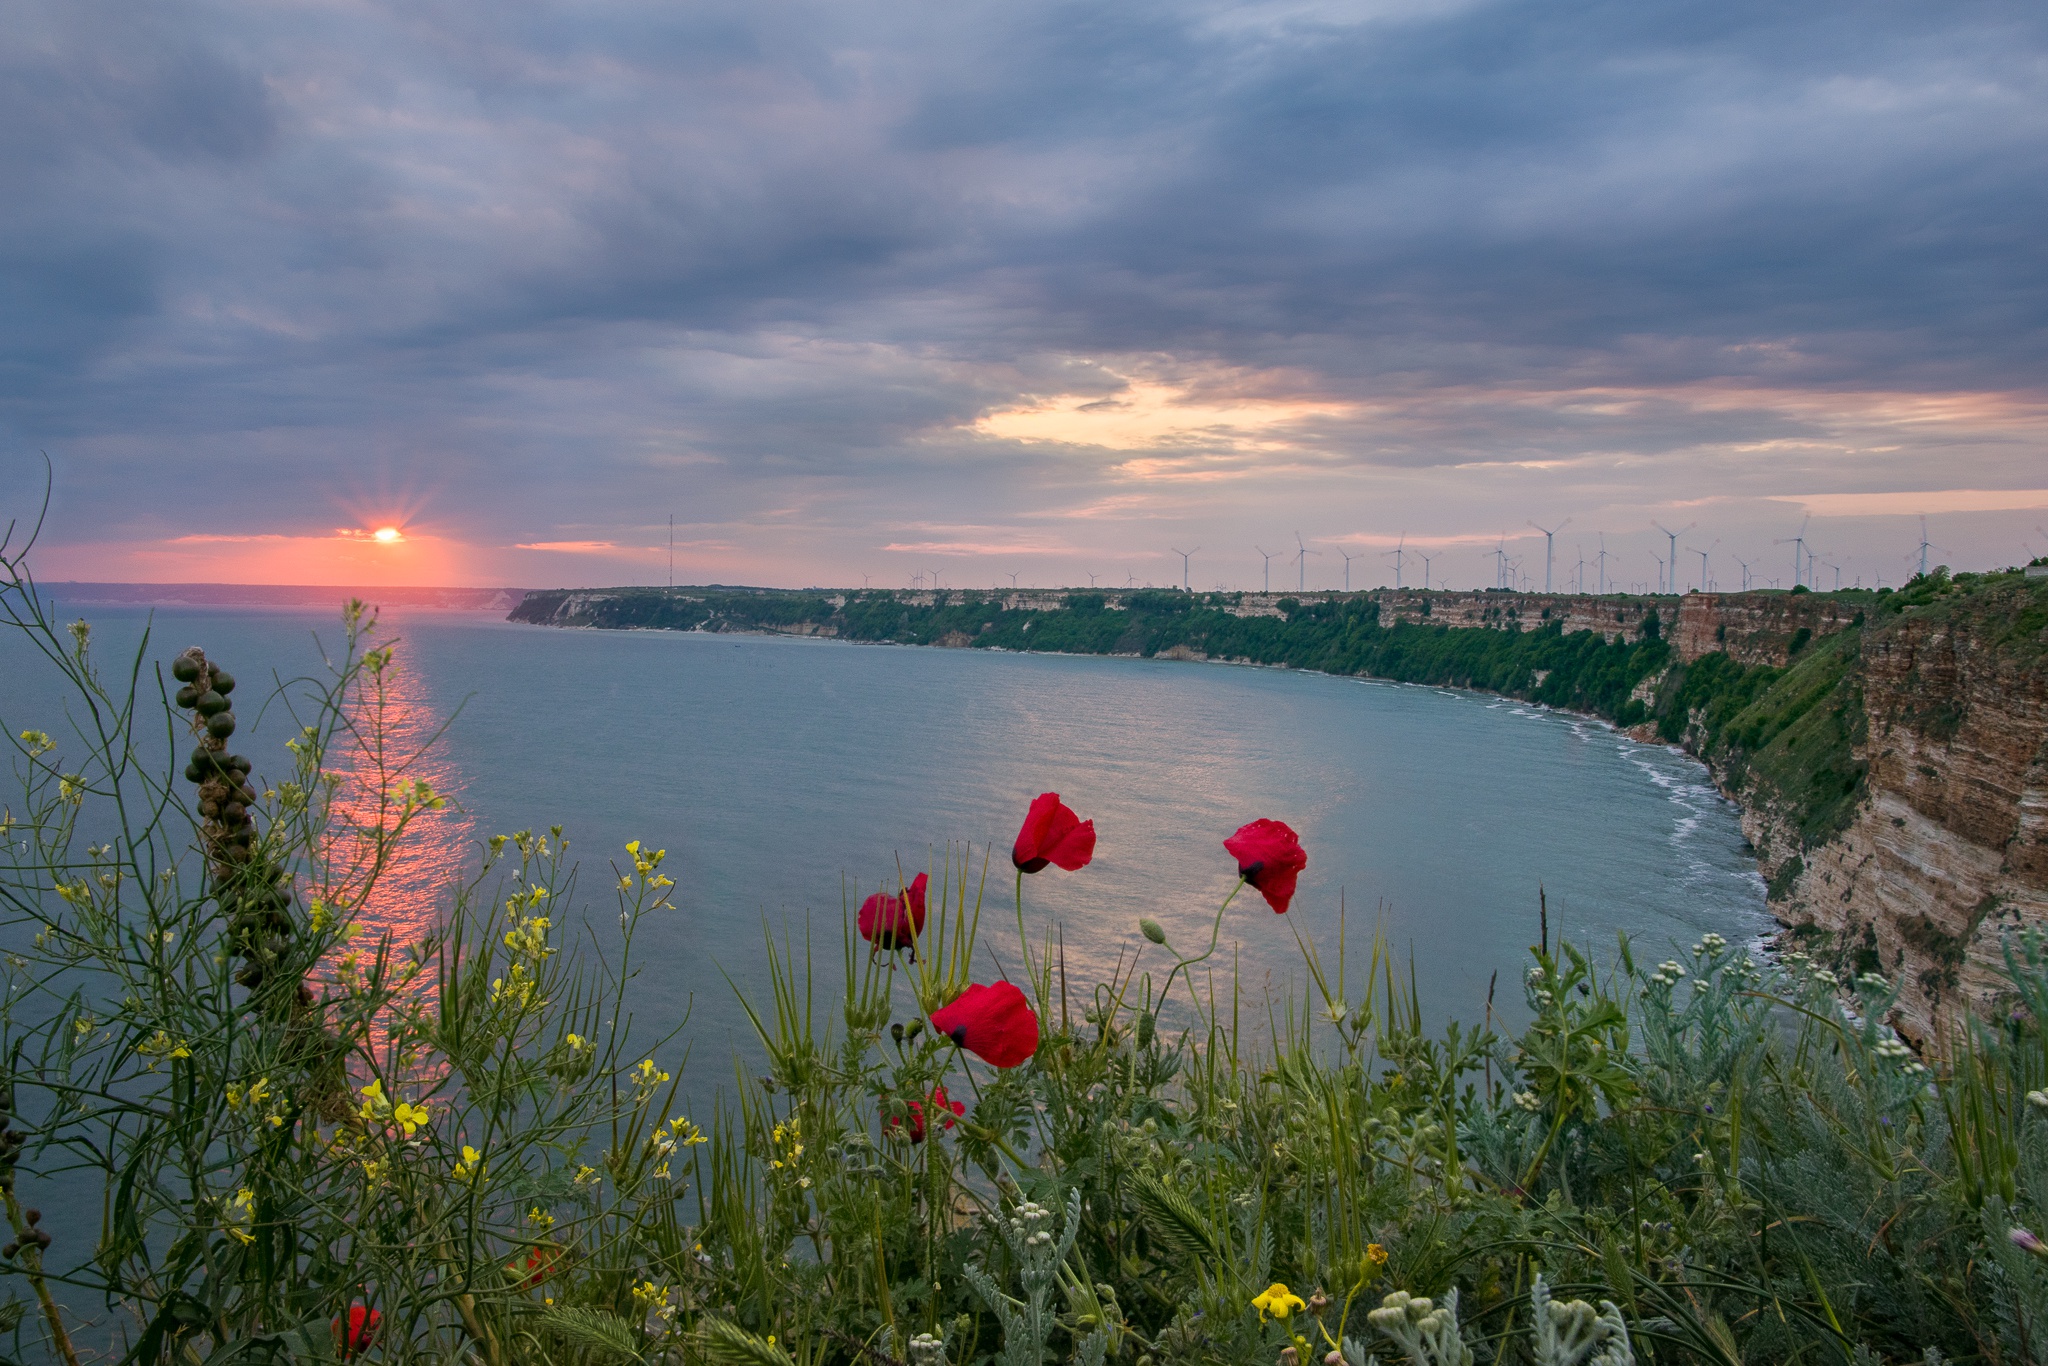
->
[372,526,403,543]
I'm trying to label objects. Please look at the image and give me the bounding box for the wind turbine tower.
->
[1383,533,1409,590]
[1733,555,1753,591]
[1651,520,1695,594]
[1595,534,1611,595]
[1528,517,1572,592]
[1255,545,1276,593]
[1338,547,1361,591]
[1170,546,1199,591]
[1774,518,1809,590]
[1687,539,1718,593]
[1418,550,1436,592]
[1293,532,1320,591]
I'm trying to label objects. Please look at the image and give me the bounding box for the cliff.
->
[509,574,2048,1038]
[1723,572,2048,1042]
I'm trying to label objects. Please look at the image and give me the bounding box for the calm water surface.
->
[9,604,1772,1072]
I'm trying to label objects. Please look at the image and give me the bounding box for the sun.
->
[372,526,403,543]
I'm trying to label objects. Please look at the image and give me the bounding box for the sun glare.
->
[372,526,403,543]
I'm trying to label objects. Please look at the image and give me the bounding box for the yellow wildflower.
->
[528,1206,556,1230]
[668,1115,708,1146]
[1368,1243,1388,1268]
[392,1101,430,1137]
[630,1058,670,1091]
[454,1145,484,1182]
[19,730,54,757]
[357,1078,392,1122]
[224,1187,256,1245]
[1252,1283,1306,1323]
[137,1030,192,1065]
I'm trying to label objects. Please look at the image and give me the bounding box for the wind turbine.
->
[1733,555,1753,591]
[1652,521,1695,594]
[1418,550,1436,592]
[1686,539,1718,593]
[1570,546,1587,594]
[1595,534,1612,595]
[1255,545,1277,593]
[1489,537,1512,590]
[1528,517,1572,592]
[1085,571,1099,588]
[1007,571,1020,589]
[1337,547,1362,591]
[1170,547,1199,591]
[1825,561,1843,592]
[1651,552,1665,595]
[1293,532,1320,591]
[1383,533,1409,590]
[930,568,943,591]
[1774,517,1809,590]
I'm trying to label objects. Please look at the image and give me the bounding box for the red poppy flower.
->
[931,981,1039,1068]
[1224,819,1307,914]
[1011,792,1096,874]
[888,1085,966,1143]
[858,873,928,953]
[333,1305,381,1359]
[508,1244,560,1289]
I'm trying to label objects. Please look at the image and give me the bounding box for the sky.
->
[3,0,2046,592]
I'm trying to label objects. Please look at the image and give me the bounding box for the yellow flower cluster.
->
[136,1031,192,1069]
[224,1187,257,1246]
[620,840,675,895]
[454,1145,485,1182]
[18,730,55,758]
[630,1058,670,1092]
[357,1079,430,1137]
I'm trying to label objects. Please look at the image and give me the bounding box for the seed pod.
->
[212,670,235,695]
[206,713,236,739]
[198,800,220,819]
[170,656,201,683]
[1136,1012,1155,1049]
[195,691,229,718]
[24,1209,38,1226]
[1,1244,14,1259]
[175,684,200,709]
[228,755,251,774]
[184,762,206,784]
[890,1022,905,1045]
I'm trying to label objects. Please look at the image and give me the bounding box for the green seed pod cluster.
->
[172,648,301,998]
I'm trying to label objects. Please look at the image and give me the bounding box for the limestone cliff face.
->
[1736,581,2048,1043]
[1672,592,1866,667]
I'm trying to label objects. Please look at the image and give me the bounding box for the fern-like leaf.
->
[1131,1172,1222,1262]
[698,1316,798,1366]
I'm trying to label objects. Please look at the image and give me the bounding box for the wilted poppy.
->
[858,873,928,954]
[1011,793,1096,874]
[1224,819,1307,914]
[889,1085,966,1143]
[931,981,1039,1068]
[333,1305,380,1359]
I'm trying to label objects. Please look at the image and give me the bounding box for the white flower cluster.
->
[1856,972,1889,991]
[1012,1201,1055,1248]
[908,1331,950,1365]
[1693,933,1728,955]
[1647,961,1687,987]
[1513,1091,1542,1112]
[1873,1035,1928,1075]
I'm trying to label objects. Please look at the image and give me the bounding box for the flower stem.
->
[2,1186,80,1366]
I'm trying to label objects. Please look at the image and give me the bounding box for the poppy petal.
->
[930,981,1039,1068]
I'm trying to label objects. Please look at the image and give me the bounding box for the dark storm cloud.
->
[0,0,2043,583]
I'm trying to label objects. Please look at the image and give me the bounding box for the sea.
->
[4,602,1773,1075]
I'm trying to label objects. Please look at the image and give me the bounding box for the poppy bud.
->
[904,1020,924,1042]
[1139,918,1166,944]
[890,1022,905,1045]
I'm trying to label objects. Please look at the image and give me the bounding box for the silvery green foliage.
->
[1340,1278,1633,1366]
[963,1189,1108,1366]
[1342,1288,1474,1366]
[1530,1275,1633,1366]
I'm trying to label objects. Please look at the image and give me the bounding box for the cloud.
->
[1,0,2045,590]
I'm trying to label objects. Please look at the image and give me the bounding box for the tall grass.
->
[3,526,2047,1365]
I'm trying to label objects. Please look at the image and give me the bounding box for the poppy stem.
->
[1157,879,1244,1018]
[1014,868,1045,1018]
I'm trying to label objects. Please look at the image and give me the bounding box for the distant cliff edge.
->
[512,573,2048,1040]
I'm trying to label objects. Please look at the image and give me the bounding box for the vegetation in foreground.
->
[7,536,2048,1366]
